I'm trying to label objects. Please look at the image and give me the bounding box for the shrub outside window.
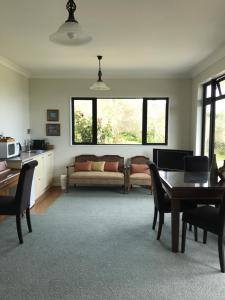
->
[71,97,169,145]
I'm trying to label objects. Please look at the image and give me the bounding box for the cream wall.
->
[30,78,192,180]
[0,64,30,143]
[191,56,225,154]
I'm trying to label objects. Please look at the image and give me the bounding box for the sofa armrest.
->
[66,165,74,175]
[66,165,74,192]
[126,165,131,175]
[122,166,128,176]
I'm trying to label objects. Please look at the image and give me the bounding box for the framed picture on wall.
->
[46,124,60,136]
[47,109,59,122]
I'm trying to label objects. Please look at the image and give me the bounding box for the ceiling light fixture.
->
[49,0,92,46]
[90,56,111,91]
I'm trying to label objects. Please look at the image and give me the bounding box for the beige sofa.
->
[66,155,126,192]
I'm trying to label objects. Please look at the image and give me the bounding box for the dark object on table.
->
[209,154,219,184]
[0,160,38,244]
[149,161,197,241]
[218,160,225,181]
[153,148,193,171]
[181,192,225,273]
[184,156,209,172]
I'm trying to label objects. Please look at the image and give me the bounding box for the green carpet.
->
[0,187,224,300]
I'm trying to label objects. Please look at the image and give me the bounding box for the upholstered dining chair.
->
[181,192,225,273]
[0,160,38,244]
[126,156,151,193]
[149,161,197,241]
[184,155,219,240]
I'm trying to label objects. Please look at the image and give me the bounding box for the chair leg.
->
[194,226,198,242]
[181,222,187,253]
[26,208,32,232]
[203,230,207,244]
[152,206,158,230]
[218,235,225,273]
[16,215,23,244]
[189,224,192,231]
[157,213,164,240]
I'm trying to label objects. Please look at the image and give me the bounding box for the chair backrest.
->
[15,160,38,213]
[218,192,225,235]
[149,161,165,210]
[75,155,124,172]
[129,156,150,164]
[184,156,209,172]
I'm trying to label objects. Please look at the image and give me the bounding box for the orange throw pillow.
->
[74,161,92,172]
[130,163,150,175]
[104,161,119,172]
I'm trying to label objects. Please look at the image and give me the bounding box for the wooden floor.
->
[0,187,62,224]
[31,187,62,214]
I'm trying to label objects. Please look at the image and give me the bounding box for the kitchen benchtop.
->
[7,150,53,163]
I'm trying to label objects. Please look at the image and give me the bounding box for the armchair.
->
[126,156,151,193]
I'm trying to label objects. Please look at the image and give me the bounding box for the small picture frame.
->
[47,109,59,122]
[46,124,60,136]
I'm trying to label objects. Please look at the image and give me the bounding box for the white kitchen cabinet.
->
[33,151,54,200]
[45,151,54,187]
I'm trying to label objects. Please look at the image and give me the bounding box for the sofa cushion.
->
[131,163,150,175]
[130,173,151,179]
[91,161,105,172]
[71,171,124,179]
[70,171,124,185]
[104,161,119,172]
[74,161,91,172]
[130,173,151,186]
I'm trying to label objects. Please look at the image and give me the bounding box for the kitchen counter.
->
[6,150,53,169]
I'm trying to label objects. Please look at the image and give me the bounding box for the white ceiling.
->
[1,0,225,78]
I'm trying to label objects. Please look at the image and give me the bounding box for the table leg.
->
[171,198,181,252]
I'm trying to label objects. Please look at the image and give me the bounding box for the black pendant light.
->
[90,56,110,91]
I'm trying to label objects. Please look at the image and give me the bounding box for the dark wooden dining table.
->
[159,171,225,253]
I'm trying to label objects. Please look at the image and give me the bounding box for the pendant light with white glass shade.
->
[49,0,92,46]
[90,56,111,91]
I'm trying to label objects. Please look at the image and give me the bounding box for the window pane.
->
[215,99,225,167]
[204,105,211,156]
[74,100,93,143]
[218,79,225,96]
[206,85,212,98]
[216,86,220,97]
[97,99,142,144]
[147,100,167,143]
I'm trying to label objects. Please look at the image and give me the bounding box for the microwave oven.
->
[0,141,20,159]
